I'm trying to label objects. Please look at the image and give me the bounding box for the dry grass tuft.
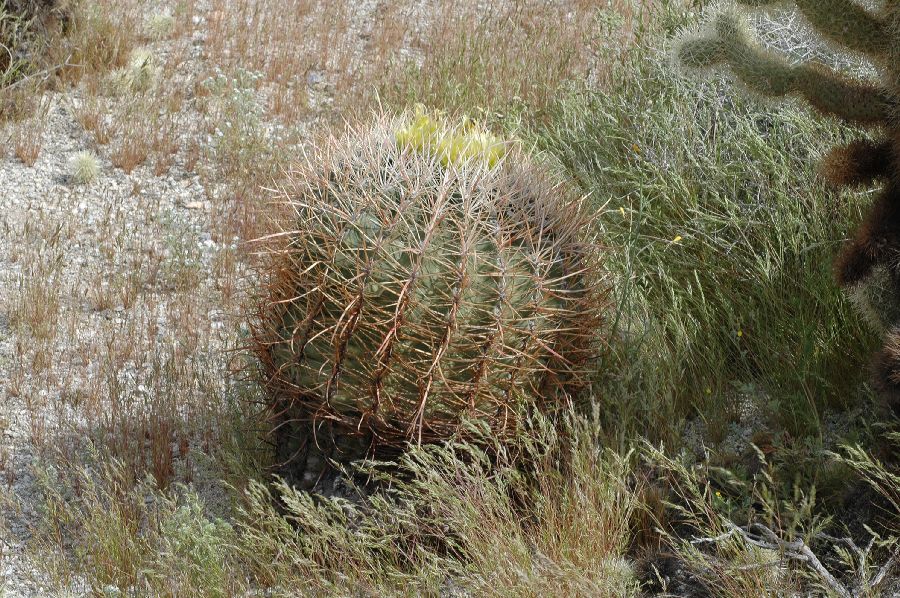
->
[203,0,642,124]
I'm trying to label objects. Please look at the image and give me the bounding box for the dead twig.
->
[0,54,75,92]
[694,522,899,598]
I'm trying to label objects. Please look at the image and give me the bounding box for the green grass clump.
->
[676,0,900,421]
[525,41,877,439]
[1,5,31,89]
[0,1,68,120]
[31,460,242,596]
[236,414,642,596]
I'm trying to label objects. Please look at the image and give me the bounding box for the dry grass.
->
[382,0,649,115]
[49,1,144,85]
[0,0,896,596]
[11,99,49,165]
[202,0,636,122]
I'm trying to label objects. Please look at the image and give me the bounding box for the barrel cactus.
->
[677,1,900,414]
[252,112,604,489]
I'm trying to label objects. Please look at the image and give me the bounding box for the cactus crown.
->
[394,104,507,168]
[252,113,604,452]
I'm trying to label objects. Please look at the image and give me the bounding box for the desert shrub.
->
[645,441,899,597]
[250,110,605,488]
[677,0,900,420]
[31,459,243,596]
[0,0,66,68]
[28,413,642,597]
[527,29,876,439]
[0,0,142,119]
[236,412,642,597]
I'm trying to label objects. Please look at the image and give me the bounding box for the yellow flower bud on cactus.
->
[395,105,507,168]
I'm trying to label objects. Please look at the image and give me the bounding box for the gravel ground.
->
[0,91,214,594]
[1,6,287,594]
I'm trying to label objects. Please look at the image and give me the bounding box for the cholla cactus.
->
[144,9,175,41]
[678,2,900,413]
[252,112,604,488]
[106,47,159,94]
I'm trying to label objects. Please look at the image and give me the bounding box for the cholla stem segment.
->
[820,139,894,187]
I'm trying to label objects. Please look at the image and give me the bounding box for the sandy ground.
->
[1,5,274,593]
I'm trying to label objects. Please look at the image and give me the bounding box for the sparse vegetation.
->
[0,0,897,596]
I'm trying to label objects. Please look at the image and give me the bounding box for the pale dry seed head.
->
[70,150,100,184]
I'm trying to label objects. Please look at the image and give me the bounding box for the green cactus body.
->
[253,114,603,473]
[677,0,900,413]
